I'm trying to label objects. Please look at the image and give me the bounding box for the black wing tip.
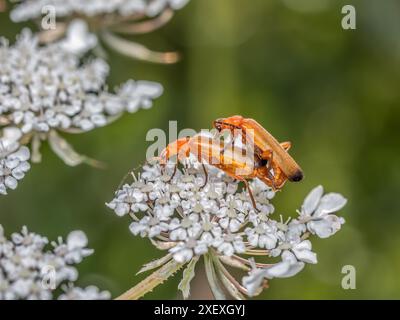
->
[289,169,304,182]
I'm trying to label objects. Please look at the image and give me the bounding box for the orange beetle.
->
[213,115,303,184]
[159,133,287,208]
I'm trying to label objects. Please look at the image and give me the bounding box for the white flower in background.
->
[0,225,110,300]
[0,29,163,192]
[11,0,191,22]
[107,160,347,299]
[146,0,190,16]
[0,29,163,135]
[118,80,164,113]
[58,285,111,300]
[59,19,98,55]
[10,1,191,64]
[298,185,347,238]
[0,127,30,195]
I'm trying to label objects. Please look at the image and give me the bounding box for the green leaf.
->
[178,256,199,299]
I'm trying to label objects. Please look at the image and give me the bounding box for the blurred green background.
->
[1,0,400,299]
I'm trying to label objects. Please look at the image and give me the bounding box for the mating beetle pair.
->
[159,115,303,208]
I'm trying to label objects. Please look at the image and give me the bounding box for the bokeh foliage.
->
[1,0,399,299]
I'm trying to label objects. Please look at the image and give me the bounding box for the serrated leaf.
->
[137,254,173,275]
[178,256,199,299]
[117,259,184,300]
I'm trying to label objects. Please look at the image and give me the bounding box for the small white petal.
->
[217,243,234,256]
[242,268,268,297]
[302,185,323,215]
[314,193,347,217]
[67,230,89,250]
[292,240,317,264]
[5,176,18,190]
[172,248,193,263]
[307,215,344,238]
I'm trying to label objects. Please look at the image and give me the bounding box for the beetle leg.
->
[225,172,257,210]
[201,163,208,188]
[159,137,191,164]
[270,163,288,190]
[167,163,178,182]
[259,142,291,189]
[256,162,288,191]
[280,141,291,151]
[241,178,258,210]
[266,151,277,190]
[268,143,291,189]
[260,148,272,160]
[159,137,191,180]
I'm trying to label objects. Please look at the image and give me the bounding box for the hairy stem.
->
[115,259,184,300]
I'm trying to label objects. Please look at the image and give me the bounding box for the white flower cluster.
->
[0,29,163,134]
[11,0,190,22]
[242,185,347,296]
[107,161,255,263]
[0,225,110,300]
[0,128,30,195]
[107,160,346,297]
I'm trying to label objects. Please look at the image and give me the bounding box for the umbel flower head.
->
[107,159,347,299]
[11,0,190,21]
[0,29,162,134]
[10,0,191,64]
[0,29,162,194]
[0,225,110,300]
